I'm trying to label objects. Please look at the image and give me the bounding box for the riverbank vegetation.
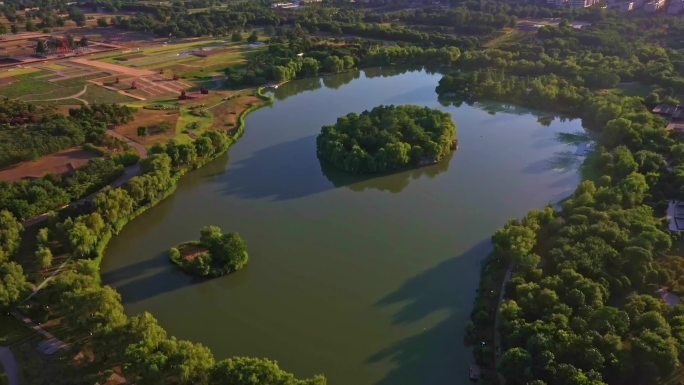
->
[317,105,456,174]
[444,10,684,385]
[0,89,327,385]
[2,0,684,384]
[170,226,249,277]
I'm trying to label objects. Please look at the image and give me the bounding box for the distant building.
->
[643,0,665,12]
[667,201,684,232]
[607,0,635,11]
[271,2,299,9]
[652,104,682,117]
[546,0,598,8]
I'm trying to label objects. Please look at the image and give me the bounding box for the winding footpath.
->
[23,85,90,106]
[0,346,19,385]
[493,266,512,385]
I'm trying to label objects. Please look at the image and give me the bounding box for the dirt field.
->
[114,108,180,146]
[210,94,261,130]
[71,58,155,77]
[179,243,209,262]
[0,148,98,181]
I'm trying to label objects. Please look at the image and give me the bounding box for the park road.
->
[0,346,19,385]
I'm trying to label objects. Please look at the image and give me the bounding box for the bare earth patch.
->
[178,243,209,262]
[210,94,261,130]
[0,147,99,181]
[114,108,180,146]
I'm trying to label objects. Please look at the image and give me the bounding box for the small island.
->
[169,226,249,277]
[316,104,457,174]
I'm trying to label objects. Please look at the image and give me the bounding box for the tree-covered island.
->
[316,105,457,174]
[169,226,249,278]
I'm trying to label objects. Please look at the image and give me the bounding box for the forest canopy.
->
[316,105,456,174]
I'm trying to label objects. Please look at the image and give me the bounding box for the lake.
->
[101,68,583,385]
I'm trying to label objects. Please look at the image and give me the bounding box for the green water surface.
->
[101,68,583,385]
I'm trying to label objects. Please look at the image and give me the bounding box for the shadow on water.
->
[219,135,456,199]
[322,69,361,90]
[101,251,202,304]
[369,240,492,385]
[219,135,336,200]
[274,77,323,100]
[320,151,455,194]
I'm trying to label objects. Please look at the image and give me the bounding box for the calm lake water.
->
[101,68,583,385]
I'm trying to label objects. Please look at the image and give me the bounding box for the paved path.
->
[21,258,73,303]
[11,311,68,355]
[493,266,512,385]
[105,130,148,158]
[0,346,19,385]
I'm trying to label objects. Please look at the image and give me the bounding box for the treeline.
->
[109,1,280,37]
[0,156,134,221]
[227,33,460,86]
[384,7,517,36]
[0,100,133,168]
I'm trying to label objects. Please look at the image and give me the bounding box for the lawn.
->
[484,29,530,49]
[0,67,40,79]
[40,63,67,70]
[79,85,136,104]
[0,71,56,98]
[14,70,135,105]
[0,71,108,101]
[176,105,214,142]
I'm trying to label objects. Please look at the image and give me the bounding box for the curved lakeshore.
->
[101,68,583,385]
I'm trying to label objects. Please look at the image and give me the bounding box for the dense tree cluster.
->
[450,11,684,385]
[226,33,460,86]
[0,100,133,168]
[169,226,249,277]
[0,158,127,221]
[317,105,456,173]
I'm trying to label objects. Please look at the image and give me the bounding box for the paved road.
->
[0,346,19,385]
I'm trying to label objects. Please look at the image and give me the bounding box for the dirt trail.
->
[24,85,90,105]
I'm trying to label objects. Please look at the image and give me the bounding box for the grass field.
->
[177,106,214,141]
[0,68,135,105]
[484,29,530,48]
[0,71,92,100]
[97,38,259,81]
[0,67,40,79]
[79,85,136,104]
[40,63,67,70]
